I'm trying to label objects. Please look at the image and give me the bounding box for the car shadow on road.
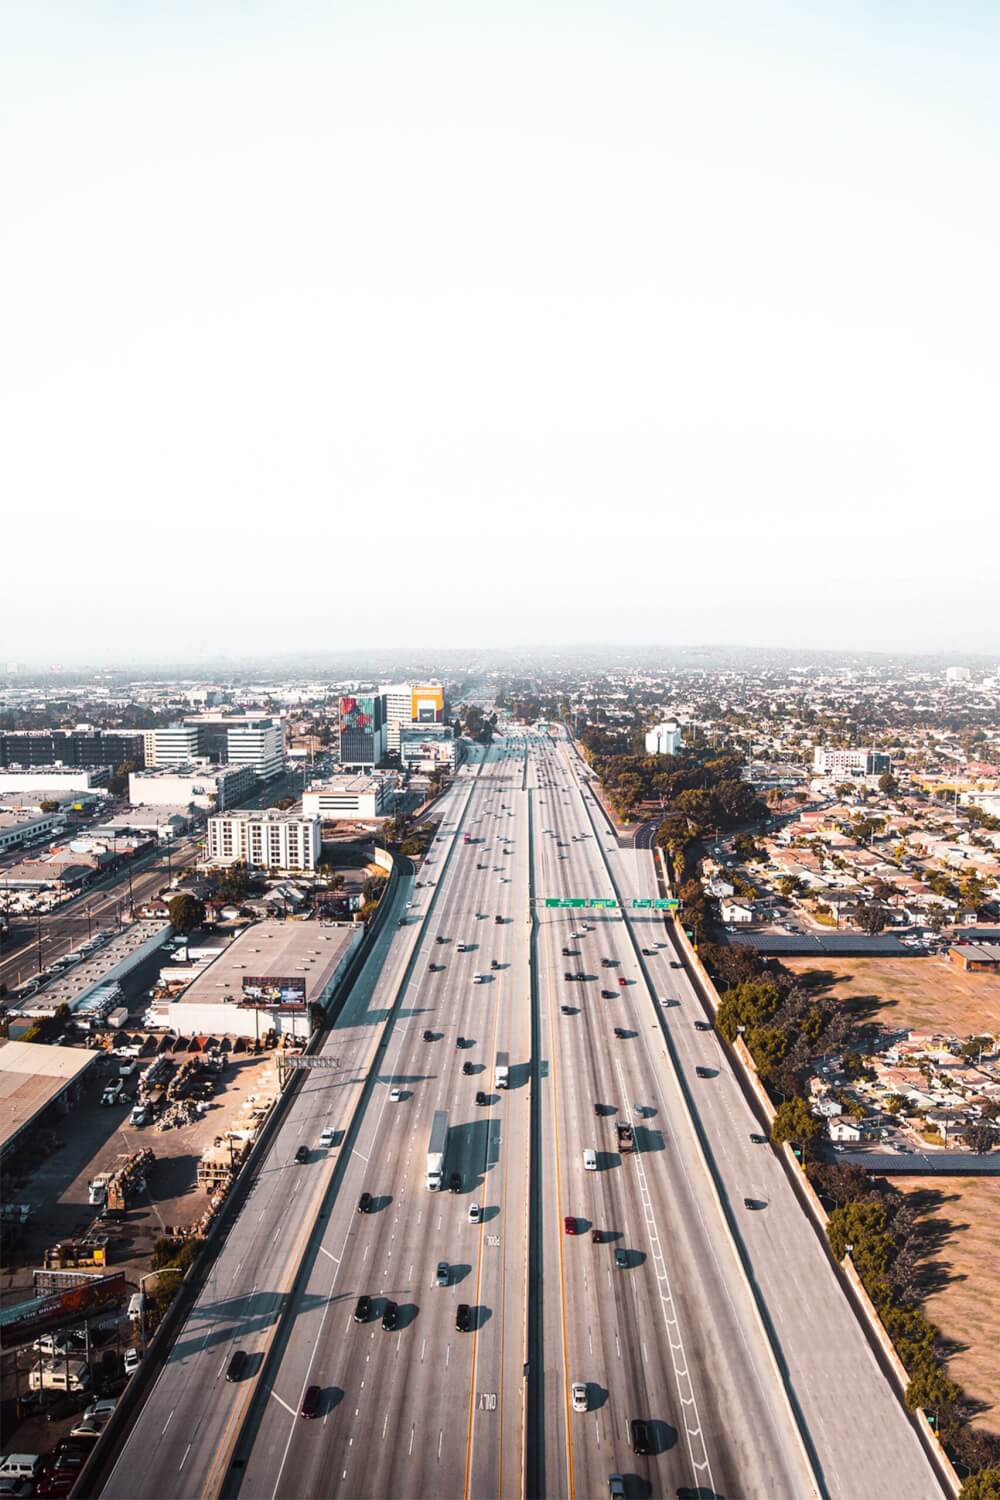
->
[634,1127,664,1152]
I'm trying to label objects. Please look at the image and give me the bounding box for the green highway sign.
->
[542,896,680,910]
[631,899,653,908]
[630,898,680,910]
[544,898,587,908]
[588,899,618,909]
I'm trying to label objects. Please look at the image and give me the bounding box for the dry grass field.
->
[781,954,1000,1036]
[893,1175,1000,1432]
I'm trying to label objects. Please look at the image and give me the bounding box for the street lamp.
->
[135,1268,170,1356]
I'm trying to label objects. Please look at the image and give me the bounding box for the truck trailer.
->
[426,1110,448,1191]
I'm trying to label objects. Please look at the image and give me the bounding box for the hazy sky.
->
[2,1,998,664]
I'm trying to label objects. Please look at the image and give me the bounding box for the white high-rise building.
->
[380,681,444,750]
[945,666,972,685]
[207,809,320,871]
[144,725,200,767]
[225,720,285,780]
[645,721,682,756]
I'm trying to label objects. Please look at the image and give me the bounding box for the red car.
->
[617,977,627,987]
[564,1216,577,1236]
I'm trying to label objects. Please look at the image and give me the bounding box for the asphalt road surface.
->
[97,732,947,1500]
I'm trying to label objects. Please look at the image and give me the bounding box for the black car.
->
[694,1020,712,1032]
[614,1027,627,1038]
[475,1090,488,1105]
[562,947,573,956]
[423,1029,434,1042]
[630,1418,653,1455]
[354,1294,372,1322]
[670,960,682,969]
[695,1066,712,1078]
[561,1005,573,1015]
[455,1303,472,1332]
[641,948,654,956]
[436,935,446,944]
[449,1171,462,1193]
[601,989,615,999]
[357,1191,373,1213]
[494,915,503,924]
[429,962,441,972]
[462,1060,474,1075]
[300,1384,321,1419]
[601,958,615,967]
[382,1300,399,1331]
[490,959,500,969]
[225,1349,248,1382]
[294,1145,309,1164]
[564,972,575,981]
[749,1132,768,1145]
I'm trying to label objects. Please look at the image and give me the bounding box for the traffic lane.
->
[640,930,943,1498]
[555,787,815,1497]
[542,923,688,1499]
[102,858,433,1500]
[616,850,942,1499]
[236,770,514,1498]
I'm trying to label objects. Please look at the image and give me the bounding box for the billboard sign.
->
[2,1271,127,1350]
[339,695,376,736]
[241,975,307,1007]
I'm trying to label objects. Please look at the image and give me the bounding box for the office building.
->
[303,775,398,821]
[399,724,456,771]
[0,730,144,770]
[380,681,444,750]
[812,749,892,776]
[206,809,321,872]
[644,721,682,756]
[338,695,384,767]
[143,725,201,767]
[180,714,286,778]
[225,719,285,779]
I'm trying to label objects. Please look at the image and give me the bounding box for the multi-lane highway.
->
[97,728,947,1500]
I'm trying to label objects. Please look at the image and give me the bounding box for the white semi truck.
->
[427,1110,448,1191]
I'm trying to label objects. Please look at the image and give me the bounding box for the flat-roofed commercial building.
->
[143,919,362,1038]
[0,768,108,794]
[0,807,65,851]
[302,774,398,821]
[0,1040,101,1164]
[128,763,255,811]
[399,724,456,771]
[206,809,321,872]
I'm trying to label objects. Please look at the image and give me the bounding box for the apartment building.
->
[128,763,256,811]
[206,809,321,871]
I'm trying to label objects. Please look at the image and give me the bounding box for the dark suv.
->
[455,1304,472,1333]
[630,1418,653,1455]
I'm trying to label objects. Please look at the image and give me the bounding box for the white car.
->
[571,1381,588,1412]
[472,973,485,984]
[389,1087,403,1102]
[468,1201,482,1224]
[124,1347,141,1375]
[583,1149,597,1171]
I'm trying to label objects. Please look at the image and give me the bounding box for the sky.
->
[2,0,998,665]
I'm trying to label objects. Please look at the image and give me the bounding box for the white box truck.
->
[494,1051,510,1089]
[427,1110,448,1191]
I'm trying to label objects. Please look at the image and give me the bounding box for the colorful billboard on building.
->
[241,976,307,1006]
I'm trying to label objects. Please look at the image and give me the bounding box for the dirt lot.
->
[781,954,1000,1036]
[893,1175,1000,1433]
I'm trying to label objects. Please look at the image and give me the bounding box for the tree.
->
[275,796,296,811]
[904,1360,961,1416]
[716,978,783,1042]
[216,863,253,902]
[961,1123,997,1154]
[168,893,205,932]
[39,799,60,812]
[856,901,887,936]
[361,874,387,904]
[108,760,138,798]
[827,1198,894,1284]
[959,1035,991,1063]
[960,1469,1000,1500]
[772,1096,821,1156]
[878,771,900,797]
[778,875,804,897]
[884,1093,909,1116]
